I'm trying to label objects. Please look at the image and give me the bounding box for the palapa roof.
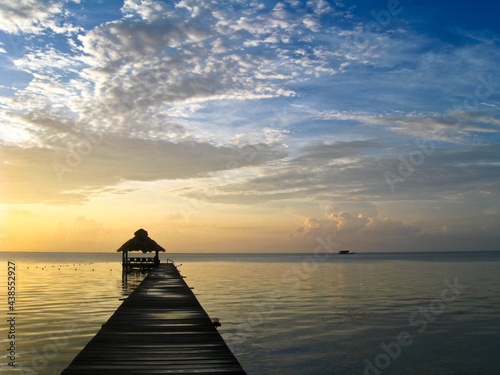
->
[117,229,166,253]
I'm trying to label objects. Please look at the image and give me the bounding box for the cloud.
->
[298,104,500,143]
[7,208,33,216]
[76,18,297,112]
[177,139,500,209]
[299,211,421,236]
[70,0,355,115]
[13,0,493,148]
[30,216,111,251]
[293,210,500,252]
[0,112,287,204]
[291,140,378,165]
[0,0,81,34]
[306,0,334,16]
[230,128,290,146]
[57,216,107,239]
[13,46,84,74]
[365,114,499,143]
[122,0,171,22]
[3,0,345,136]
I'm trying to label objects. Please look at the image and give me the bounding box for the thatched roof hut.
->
[117,229,166,253]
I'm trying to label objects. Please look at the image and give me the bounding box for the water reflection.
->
[122,268,149,296]
[0,260,124,374]
[0,253,499,375]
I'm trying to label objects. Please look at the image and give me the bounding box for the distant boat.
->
[338,250,353,254]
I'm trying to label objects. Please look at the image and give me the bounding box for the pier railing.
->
[122,249,160,272]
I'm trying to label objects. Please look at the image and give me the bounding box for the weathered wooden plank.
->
[61,263,246,375]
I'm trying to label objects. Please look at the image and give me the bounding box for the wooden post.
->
[122,250,127,283]
[154,250,160,267]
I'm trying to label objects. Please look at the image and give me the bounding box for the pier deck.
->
[61,263,246,374]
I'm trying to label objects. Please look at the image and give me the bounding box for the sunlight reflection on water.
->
[0,259,124,374]
[0,252,499,374]
[180,258,500,375]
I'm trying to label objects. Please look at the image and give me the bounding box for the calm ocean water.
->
[1,251,499,374]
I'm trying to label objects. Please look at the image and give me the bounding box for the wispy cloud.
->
[178,141,500,210]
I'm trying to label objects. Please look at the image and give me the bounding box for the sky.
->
[0,0,499,253]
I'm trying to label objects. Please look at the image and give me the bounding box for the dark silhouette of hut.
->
[117,229,165,271]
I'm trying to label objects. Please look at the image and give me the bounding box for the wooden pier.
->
[61,263,247,374]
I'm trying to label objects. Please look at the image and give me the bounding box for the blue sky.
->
[1,0,499,252]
